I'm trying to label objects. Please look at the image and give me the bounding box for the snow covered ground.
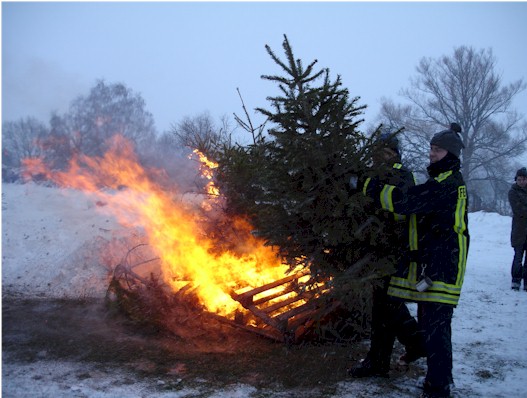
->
[2,182,527,397]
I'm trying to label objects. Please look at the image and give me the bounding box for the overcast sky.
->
[3,2,527,139]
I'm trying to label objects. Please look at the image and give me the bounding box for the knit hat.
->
[515,167,527,181]
[430,123,465,158]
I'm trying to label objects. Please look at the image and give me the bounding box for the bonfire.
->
[22,135,338,343]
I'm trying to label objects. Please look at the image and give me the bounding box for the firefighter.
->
[357,123,469,398]
[348,131,426,378]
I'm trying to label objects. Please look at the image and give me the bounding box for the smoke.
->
[2,55,89,123]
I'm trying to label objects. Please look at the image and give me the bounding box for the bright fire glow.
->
[22,135,295,317]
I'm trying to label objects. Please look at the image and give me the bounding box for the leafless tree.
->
[170,111,232,157]
[378,46,526,211]
[2,117,49,181]
[63,80,157,158]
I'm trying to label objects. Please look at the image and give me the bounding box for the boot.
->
[347,357,389,378]
[397,348,426,366]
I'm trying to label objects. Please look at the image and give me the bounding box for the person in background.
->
[359,123,469,398]
[348,132,425,378]
[508,167,527,291]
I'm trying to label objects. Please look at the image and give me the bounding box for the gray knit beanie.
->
[430,123,464,158]
[515,167,527,181]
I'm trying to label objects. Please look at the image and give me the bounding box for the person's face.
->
[429,145,448,164]
[516,176,527,188]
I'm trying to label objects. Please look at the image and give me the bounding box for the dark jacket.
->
[363,154,469,306]
[362,162,416,264]
[508,183,527,247]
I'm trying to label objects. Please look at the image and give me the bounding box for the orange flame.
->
[22,135,293,317]
[190,149,220,208]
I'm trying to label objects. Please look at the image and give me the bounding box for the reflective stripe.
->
[363,177,371,196]
[454,185,468,286]
[408,214,418,251]
[380,185,395,212]
[387,285,460,306]
[394,213,406,221]
[435,170,452,183]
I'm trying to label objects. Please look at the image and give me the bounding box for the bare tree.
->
[63,80,157,158]
[379,46,526,211]
[2,117,49,181]
[170,111,232,156]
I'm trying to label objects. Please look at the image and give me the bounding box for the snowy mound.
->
[2,183,142,299]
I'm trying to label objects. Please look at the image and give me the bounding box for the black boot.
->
[397,347,426,366]
[347,357,389,378]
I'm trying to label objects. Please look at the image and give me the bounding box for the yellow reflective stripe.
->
[455,185,468,286]
[393,163,402,170]
[390,276,415,289]
[387,286,460,305]
[435,170,453,183]
[409,261,418,281]
[429,281,462,294]
[408,214,418,251]
[390,276,462,294]
[389,262,462,305]
[363,177,371,196]
[390,262,418,289]
[380,185,395,212]
[394,213,406,221]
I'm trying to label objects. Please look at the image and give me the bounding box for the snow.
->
[2,182,527,397]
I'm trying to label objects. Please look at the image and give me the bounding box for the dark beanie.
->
[515,167,527,180]
[378,132,400,156]
[430,122,465,158]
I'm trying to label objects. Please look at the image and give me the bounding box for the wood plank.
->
[232,269,310,304]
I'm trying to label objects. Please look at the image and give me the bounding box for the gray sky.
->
[3,1,527,139]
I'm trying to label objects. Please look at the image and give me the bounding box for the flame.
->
[22,135,295,317]
[190,149,220,209]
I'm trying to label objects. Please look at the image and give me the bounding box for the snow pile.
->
[2,182,141,298]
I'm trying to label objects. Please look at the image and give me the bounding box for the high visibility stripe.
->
[387,285,460,306]
[408,214,418,251]
[454,185,468,286]
[363,177,371,196]
[394,213,406,221]
[435,170,453,183]
[380,185,395,212]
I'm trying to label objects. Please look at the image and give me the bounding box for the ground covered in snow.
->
[2,183,527,397]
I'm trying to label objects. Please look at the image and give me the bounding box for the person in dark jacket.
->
[361,123,469,398]
[508,167,527,291]
[348,132,426,378]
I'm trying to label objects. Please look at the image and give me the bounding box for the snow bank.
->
[2,183,141,298]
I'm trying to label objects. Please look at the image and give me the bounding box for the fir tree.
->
[217,35,393,305]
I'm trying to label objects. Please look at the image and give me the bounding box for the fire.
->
[190,149,220,208]
[22,135,294,317]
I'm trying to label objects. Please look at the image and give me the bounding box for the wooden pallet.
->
[227,269,341,343]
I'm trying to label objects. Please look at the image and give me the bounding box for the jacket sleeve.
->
[363,177,449,216]
[509,188,527,217]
